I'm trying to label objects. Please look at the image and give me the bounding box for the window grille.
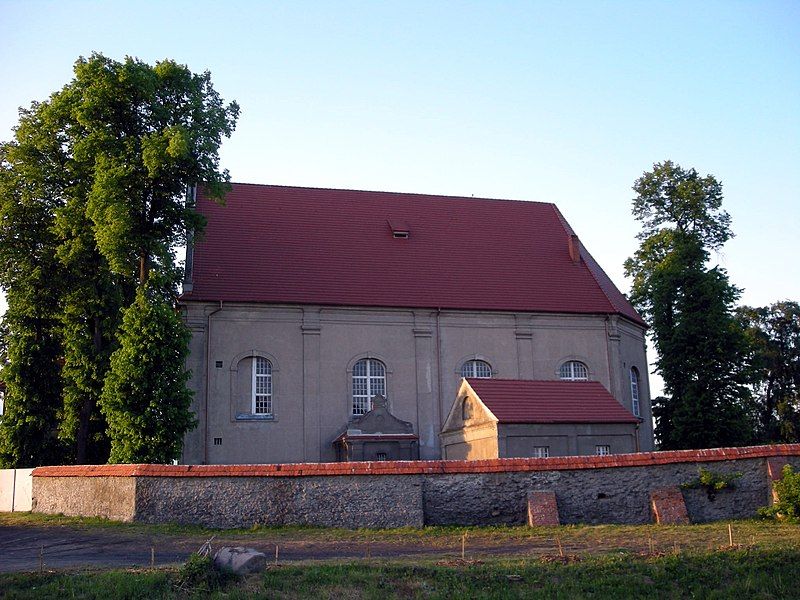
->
[352,358,386,415]
[461,359,492,378]
[559,360,589,381]
[630,367,641,417]
[253,356,273,415]
[596,445,611,456]
[532,446,550,458]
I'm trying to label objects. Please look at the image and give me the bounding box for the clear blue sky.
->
[1,1,798,391]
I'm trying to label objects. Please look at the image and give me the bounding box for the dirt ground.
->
[0,525,562,573]
[3,517,798,574]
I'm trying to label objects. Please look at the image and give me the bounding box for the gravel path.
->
[0,525,566,573]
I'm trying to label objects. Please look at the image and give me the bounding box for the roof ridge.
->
[225,181,557,207]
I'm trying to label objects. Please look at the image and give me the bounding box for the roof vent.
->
[388,219,410,239]
[568,234,581,263]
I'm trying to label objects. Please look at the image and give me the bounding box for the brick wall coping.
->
[31,444,800,478]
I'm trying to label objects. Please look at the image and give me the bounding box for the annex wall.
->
[30,445,800,529]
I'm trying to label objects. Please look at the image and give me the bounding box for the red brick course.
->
[650,487,690,525]
[527,491,560,526]
[31,444,800,479]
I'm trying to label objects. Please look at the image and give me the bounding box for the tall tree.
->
[0,53,238,465]
[625,160,755,449]
[0,143,67,467]
[101,286,195,464]
[738,302,800,443]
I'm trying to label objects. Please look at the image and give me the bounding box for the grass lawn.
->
[1,512,799,554]
[2,514,799,598]
[1,547,799,599]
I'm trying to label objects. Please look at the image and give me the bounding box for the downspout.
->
[204,300,223,464]
[10,470,16,512]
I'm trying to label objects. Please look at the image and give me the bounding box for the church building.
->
[179,183,653,464]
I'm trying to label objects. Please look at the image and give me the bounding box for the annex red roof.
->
[465,379,640,424]
[185,183,643,324]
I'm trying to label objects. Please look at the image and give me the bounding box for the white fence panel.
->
[0,468,34,511]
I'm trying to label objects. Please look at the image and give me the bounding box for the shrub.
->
[175,553,234,593]
[681,467,742,501]
[760,465,800,523]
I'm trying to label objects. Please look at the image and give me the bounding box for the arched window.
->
[559,360,588,381]
[352,358,386,416]
[252,356,273,415]
[461,359,492,379]
[630,367,641,417]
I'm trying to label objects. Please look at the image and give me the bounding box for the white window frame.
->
[559,360,589,381]
[532,446,550,458]
[461,359,492,379]
[630,367,641,417]
[352,358,386,416]
[596,445,611,456]
[252,356,273,415]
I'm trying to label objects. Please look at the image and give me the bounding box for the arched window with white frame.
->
[559,360,588,381]
[352,358,386,416]
[630,367,641,417]
[252,356,273,415]
[461,359,492,379]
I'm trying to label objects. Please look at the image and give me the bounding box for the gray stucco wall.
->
[183,302,652,465]
[134,475,424,529]
[423,457,792,525]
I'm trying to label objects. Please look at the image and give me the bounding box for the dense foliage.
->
[625,161,754,449]
[760,465,800,523]
[738,302,800,443]
[101,287,195,463]
[0,53,238,466]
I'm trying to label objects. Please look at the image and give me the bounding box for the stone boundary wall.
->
[31,444,800,528]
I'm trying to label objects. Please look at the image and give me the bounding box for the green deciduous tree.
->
[738,301,800,443]
[71,55,239,287]
[625,160,755,449]
[101,286,195,464]
[0,53,238,466]
[0,144,67,467]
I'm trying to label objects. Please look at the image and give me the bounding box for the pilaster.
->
[302,307,321,462]
[514,314,534,379]
[413,311,438,459]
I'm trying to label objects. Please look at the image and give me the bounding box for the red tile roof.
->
[185,183,643,324]
[466,379,640,424]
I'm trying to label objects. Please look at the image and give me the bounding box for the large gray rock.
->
[213,546,267,575]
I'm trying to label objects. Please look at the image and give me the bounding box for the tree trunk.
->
[75,316,104,464]
[139,254,149,285]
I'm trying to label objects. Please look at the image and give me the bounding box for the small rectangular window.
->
[215,360,223,368]
[213,437,223,446]
[376,452,388,461]
[533,446,549,458]
[596,445,611,456]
